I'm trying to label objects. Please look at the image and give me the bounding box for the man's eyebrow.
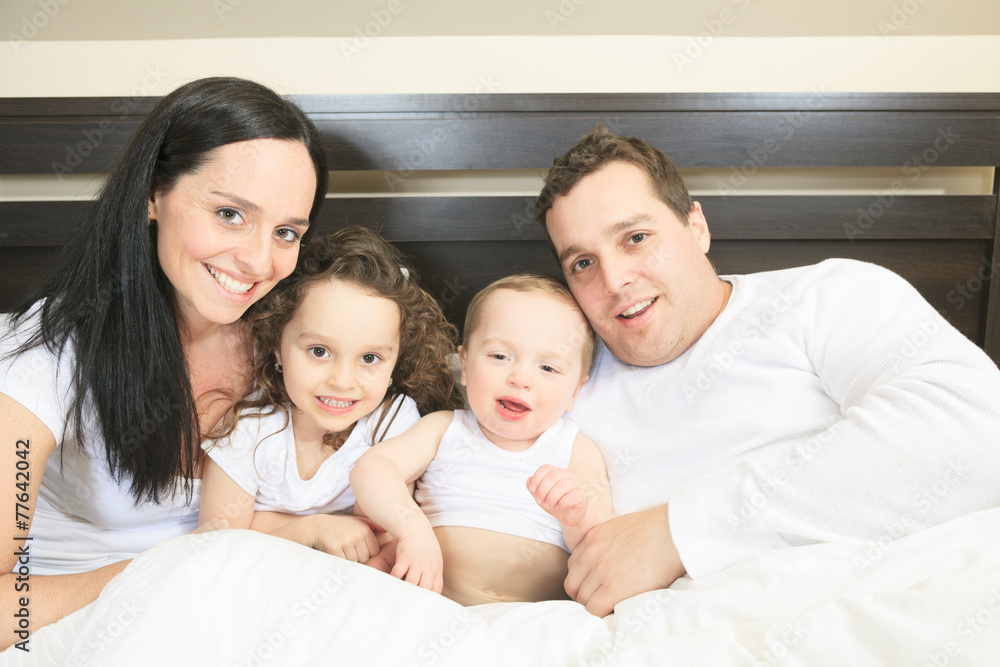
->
[213,190,310,228]
[557,214,651,266]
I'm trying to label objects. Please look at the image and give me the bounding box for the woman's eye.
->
[219,208,244,225]
[275,228,301,244]
[361,353,380,365]
[627,233,646,245]
[308,347,328,359]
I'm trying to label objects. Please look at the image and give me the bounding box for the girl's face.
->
[149,138,316,331]
[276,279,401,443]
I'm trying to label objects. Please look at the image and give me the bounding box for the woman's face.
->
[149,138,317,330]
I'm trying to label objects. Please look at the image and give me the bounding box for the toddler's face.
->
[277,279,400,442]
[459,289,590,451]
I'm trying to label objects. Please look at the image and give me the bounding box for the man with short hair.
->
[536,125,1000,617]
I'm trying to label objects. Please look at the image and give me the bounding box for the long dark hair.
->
[210,226,464,449]
[11,77,328,504]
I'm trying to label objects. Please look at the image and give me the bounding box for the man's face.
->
[545,161,730,367]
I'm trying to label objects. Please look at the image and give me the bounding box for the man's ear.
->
[457,345,468,387]
[687,201,712,254]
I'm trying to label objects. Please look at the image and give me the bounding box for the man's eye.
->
[572,258,593,272]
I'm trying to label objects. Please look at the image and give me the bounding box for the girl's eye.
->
[275,228,301,244]
[308,347,329,359]
[361,353,380,365]
[219,208,244,225]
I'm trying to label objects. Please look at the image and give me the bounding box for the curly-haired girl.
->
[199,226,462,562]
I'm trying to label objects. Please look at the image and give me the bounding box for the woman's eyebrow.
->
[212,190,261,213]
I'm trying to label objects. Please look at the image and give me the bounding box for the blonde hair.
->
[463,273,596,376]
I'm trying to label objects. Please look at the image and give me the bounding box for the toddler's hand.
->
[365,538,397,574]
[390,531,443,594]
[308,514,380,564]
[527,464,589,526]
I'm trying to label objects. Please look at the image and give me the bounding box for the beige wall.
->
[1,1,996,200]
[1,0,999,96]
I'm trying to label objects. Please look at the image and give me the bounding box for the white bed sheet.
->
[5,505,1000,666]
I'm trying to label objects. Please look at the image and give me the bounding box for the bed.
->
[1,92,999,665]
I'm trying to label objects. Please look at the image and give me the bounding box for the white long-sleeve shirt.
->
[568,258,1000,577]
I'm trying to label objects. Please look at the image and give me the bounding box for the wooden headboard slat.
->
[1,93,997,365]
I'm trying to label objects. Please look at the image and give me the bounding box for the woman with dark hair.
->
[0,76,328,642]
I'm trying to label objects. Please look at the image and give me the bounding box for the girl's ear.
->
[457,346,468,387]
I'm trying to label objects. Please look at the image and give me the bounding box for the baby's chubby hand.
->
[391,531,444,594]
[527,464,589,526]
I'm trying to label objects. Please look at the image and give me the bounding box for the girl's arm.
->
[0,394,129,649]
[527,433,614,551]
[349,411,453,591]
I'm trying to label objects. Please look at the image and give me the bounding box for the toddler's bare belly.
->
[434,526,570,605]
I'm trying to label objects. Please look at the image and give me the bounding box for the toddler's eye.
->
[490,353,509,361]
[361,353,380,365]
[540,365,557,373]
[308,347,329,359]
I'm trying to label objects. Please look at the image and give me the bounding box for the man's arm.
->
[669,260,1000,576]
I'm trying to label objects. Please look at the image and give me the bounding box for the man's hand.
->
[565,504,684,617]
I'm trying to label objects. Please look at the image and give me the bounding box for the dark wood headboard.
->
[2,93,999,365]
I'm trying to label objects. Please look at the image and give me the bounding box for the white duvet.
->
[6,505,1000,666]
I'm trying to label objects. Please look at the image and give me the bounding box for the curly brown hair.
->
[209,226,463,449]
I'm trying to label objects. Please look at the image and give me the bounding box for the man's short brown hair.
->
[535,124,694,230]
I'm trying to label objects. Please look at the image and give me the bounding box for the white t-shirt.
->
[0,305,199,576]
[569,259,1000,577]
[414,410,577,551]
[203,395,420,514]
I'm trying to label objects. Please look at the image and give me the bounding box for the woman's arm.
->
[199,457,255,529]
[0,393,129,650]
